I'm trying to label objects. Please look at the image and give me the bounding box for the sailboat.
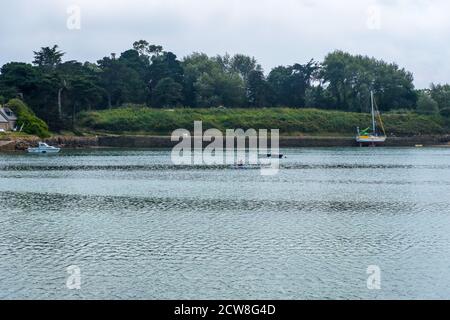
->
[356,91,387,146]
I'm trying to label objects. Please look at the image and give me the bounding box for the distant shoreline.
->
[1,134,449,152]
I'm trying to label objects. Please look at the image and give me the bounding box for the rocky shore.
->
[1,134,449,152]
[0,136,99,151]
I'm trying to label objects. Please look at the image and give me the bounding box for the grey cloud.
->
[1,0,449,88]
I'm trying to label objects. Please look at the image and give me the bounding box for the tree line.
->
[0,40,449,130]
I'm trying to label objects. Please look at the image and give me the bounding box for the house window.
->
[4,108,13,117]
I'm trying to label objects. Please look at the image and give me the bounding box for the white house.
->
[0,106,17,131]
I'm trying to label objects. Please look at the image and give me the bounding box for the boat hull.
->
[356,135,386,146]
[27,148,61,154]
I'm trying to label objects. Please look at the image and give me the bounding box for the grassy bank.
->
[0,131,34,139]
[78,107,450,136]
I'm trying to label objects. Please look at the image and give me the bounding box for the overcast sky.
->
[0,0,448,88]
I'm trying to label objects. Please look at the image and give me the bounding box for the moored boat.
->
[27,142,61,154]
[356,91,387,146]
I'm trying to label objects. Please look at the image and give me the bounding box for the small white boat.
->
[27,142,61,154]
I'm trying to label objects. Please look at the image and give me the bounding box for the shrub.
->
[417,93,439,115]
[6,99,51,138]
[386,108,414,114]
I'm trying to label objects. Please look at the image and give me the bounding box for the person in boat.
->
[267,154,286,159]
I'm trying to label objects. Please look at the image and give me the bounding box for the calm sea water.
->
[1,147,450,299]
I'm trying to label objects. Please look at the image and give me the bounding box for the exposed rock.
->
[0,141,16,151]
[1,134,450,152]
[15,139,35,151]
[0,136,99,152]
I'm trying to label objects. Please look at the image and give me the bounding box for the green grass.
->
[0,131,34,139]
[77,107,450,136]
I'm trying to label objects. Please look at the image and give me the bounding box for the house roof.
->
[0,113,8,123]
[0,107,17,121]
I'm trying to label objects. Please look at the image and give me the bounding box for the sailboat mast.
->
[371,91,376,134]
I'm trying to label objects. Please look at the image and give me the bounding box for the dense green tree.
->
[268,60,319,108]
[182,53,245,107]
[32,45,69,126]
[232,54,261,79]
[149,52,184,84]
[246,70,272,107]
[132,40,163,59]
[97,55,147,108]
[33,45,64,70]
[416,92,439,115]
[0,62,63,129]
[216,54,261,80]
[430,83,450,110]
[55,61,104,127]
[133,40,151,57]
[305,85,336,109]
[4,43,450,134]
[152,77,184,107]
[119,50,149,76]
[267,66,293,106]
[182,53,218,107]
[321,50,417,112]
[144,50,184,105]
[0,62,40,99]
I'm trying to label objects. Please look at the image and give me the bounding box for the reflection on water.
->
[1,148,450,299]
